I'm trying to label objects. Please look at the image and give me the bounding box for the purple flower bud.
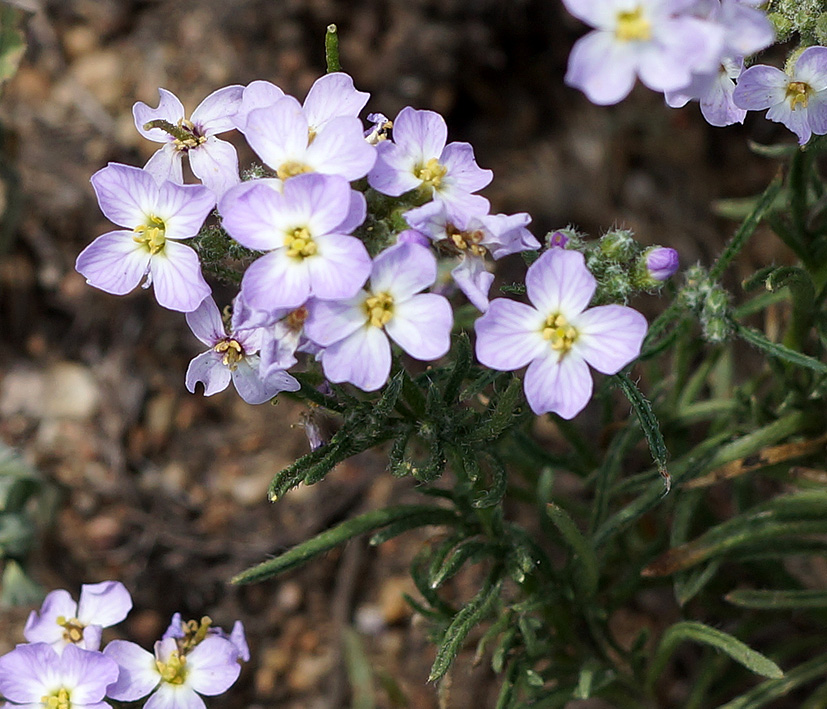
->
[645,247,679,281]
[547,230,569,249]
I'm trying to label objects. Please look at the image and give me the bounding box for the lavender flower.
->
[368,107,492,221]
[24,581,132,654]
[219,173,371,313]
[133,86,244,196]
[185,295,300,404]
[0,643,119,708]
[563,0,724,105]
[665,56,746,126]
[475,249,647,419]
[642,246,679,282]
[733,46,827,145]
[76,163,213,312]
[305,243,453,391]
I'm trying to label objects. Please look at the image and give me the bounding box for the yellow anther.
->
[287,306,309,331]
[615,6,651,42]
[42,688,71,709]
[364,292,394,328]
[277,161,314,180]
[57,615,86,645]
[156,650,188,685]
[284,227,318,258]
[541,313,578,353]
[214,339,244,369]
[448,227,487,256]
[415,157,448,189]
[787,81,811,109]
[307,127,317,144]
[173,118,206,151]
[133,215,167,255]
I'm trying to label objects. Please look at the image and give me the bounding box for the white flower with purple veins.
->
[0,643,119,709]
[219,172,371,313]
[104,634,241,709]
[305,243,453,392]
[133,86,244,196]
[185,295,300,404]
[368,107,493,221]
[563,0,724,105]
[238,93,376,182]
[76,163,213,312]
[405,200,539,312]
[475,249,647,419]
[734,46,827,145]
[24,581,132,654]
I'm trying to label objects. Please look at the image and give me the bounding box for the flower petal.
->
[143,144,184,186]
[77,580,132,629]
[241,249,311,311]
[133,88,185,142]
[306,235,372,300]
[155,182,216,240]
[75,230,151,296]
[91,163,159,228]
[103,640,160,702]
[233,80,285,132]
[386,293,452,360]
[24,590,77,646]
[303,72,370,129]
[305,116,377,181]
[392,107,447,162]
[185,351,231,397]
[525,249,595,317]
[474,298,547,371]
[0,643,59,701]
[367,140,421,196]
[573,304,648,374]
[149,240,211,312]
[186,296,226,346]
[188,137,241,196]
[145,685,206,709]
[285,172,352,236]
[565,31,638,106]
[231,357,299,404]
[320,325,391,391]
[186,637,241,695]
[190,84,244,135]
[242,97,309,171]
[59,644,119,704]
[524,352,593,419]
[369,242,436,300]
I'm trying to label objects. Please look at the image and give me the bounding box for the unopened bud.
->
[635,246,679,288]
[599,229,638,263]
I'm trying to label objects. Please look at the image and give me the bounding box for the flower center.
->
[56,615,85,645]
[156,650,188,686]
[447,224,487,257]
[277,161,314,180]
[41,687,71,709]
[133,215,167,255]
[364,292,394,328]
[415,158,448,189]
[177,616,213,653]
[173,118,207,152]
[286,306,309,331]
[615,6,651,42]
[284,227,318,258]
[214,339,244,369]
[786,81,811,110]
[542,313,578,354]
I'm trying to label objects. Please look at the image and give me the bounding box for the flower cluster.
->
[0,581,246,708]
[75,70,662,419]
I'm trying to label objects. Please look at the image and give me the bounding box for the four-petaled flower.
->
[475,249,647,418]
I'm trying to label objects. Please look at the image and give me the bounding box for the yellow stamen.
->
[56,615,86,644]
[448,226,487,256]
[415,157,448,189]
[787,81,811,110]
[277,161,314,180]
[133,215,167,255]
[615,6,651,42]
[364,292,394,328]
[156,650,188,685]
[284,227,318,258]
[173,118,207,151]
[42,688,71,709]
[541,313,578,353]
[214,339,244,369]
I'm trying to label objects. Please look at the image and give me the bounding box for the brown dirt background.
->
[0,1,793,707]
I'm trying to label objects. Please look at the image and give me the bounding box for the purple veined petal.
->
[144,144,185,187]
[320,325,392,391]
[732,64,788,111]
[242,97,310,171]
[804,92,827,137]
[81,624,103,652]
[24,589,77,645]
[59,644,120,704]
[186,351,232,396]
[794,47,827,92]
[219,182,288,251]
[91,163,159,228]
[367,140,422,196]
[233,80,286,132]
[474,298,547,371]
[217,178,282,218]
[396,228,431,248]
[191,84,244,135]
[766,99,813,144]
[391,107,448,163]
[307,234,372,300]
[75,230,151,297]
[305,116,377,181]
[451,256,495,312]
[525,249,596,318]
[303,72,370,129]
[337,189,367,234]
[386,292,452,360]
[133,88,185,142]
[304,296,367,347]
[0,643,60,701]
[186,296,226,346]
[259,325,300,374]
[436,190,491,225]
[104,640,160,702]
[241,249,311,311]
[524,350,593,419]
[155,182,216,240]
[439,142,493,195]
[149,240,211,313]
[229,357,287,404]
[565,30,638,106]
[369,242,437,300]
[145,685,206,709]
[77,581,132,629]
[185,637,242,696]
[188,137,241,196]
[700,68,746,127]
[404,199,453,241]
[572,304,647,374]
[285,172,352,236]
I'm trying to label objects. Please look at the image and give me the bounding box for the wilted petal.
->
[133,88,185,142]
[189,137,241,196]
[524,352,593,419]
[474,299,547,371]
[386,293,452,360]
[75,231,151,296]
[525,249,595,317]
[77,580,132,629]
[232,357,299,404]
[186,351,232,397]
[104,640,160,702]
[149,241,210,312]
[573,305,648,374]
[320,325,391,391]
[451,256,494,312]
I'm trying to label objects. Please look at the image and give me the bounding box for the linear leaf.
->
[547,503,599,596]
[725,589,827,610]
[736,323,827,374]
[717,652,827,709]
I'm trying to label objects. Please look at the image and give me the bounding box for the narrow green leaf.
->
[725,589,827,610]
[429,574,502,682]
[232,505,454,584]
[546,503,599,596]
[647,621,783,690]
[342,629,376,709]
[736,323,827,374]
[469,375,525,443]
[430,539,498,589]
[368,509,460,546]
[473,454,508,509]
